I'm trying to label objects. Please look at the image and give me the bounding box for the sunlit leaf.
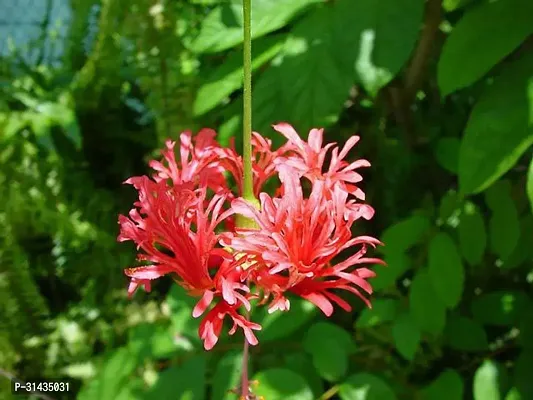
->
[253,0,423,131]
[78,348,137,400]
[339,373,396,400]
[253,369,314,400]
[352,0,423,96]
[190,0,319,53]
[458,53,533,194]
[193,35,284,116]
[473,360,504,400]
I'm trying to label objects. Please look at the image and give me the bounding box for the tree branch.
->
[404,0,443,101]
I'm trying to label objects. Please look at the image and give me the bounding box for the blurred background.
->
[1,0,532,399]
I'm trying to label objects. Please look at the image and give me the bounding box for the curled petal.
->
[193,290,215,318]
[124,265,175,280]
[299,292,334,316]
[198,302,261,350]
[127,278,152,298]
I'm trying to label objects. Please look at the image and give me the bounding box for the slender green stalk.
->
[239,1,254,398]
[242,0,253,202]
[236,0,259,231]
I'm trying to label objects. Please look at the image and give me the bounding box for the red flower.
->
[118,176,259,350]
[149,130,227,193]
[226,166,383,315]
[118,124,382,349]
[273,123,370,200]
[215,132,288,196]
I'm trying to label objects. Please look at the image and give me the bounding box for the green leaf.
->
[485,180,514,210]
[253,0,423,131]
[98,349,137,400]
[485,181,521,261]
[253,369,314,400]
[37,101,82,149]
[392,313,421,361]
[420,369,464,400]
[78,348,137,400]
[438,190,461,224]
[443,0,475,12]
[211,351,242,400]
[428,233,465,308]
[356,298,399,328]
[458,201,487,266]
[489,206,520,261]
[339,373,397,400]
[283,353,324,397]
[0,112,27,142]
[435,137,460,174]
[458,52,533,195]
[505,388,521,400]
[29,113,54,151]
[503,215,533,269]
[445,314,488,352]
[166,285,200,342]
[518,312,533,349]
[352,0,424,96]
[372,253,410,290]
[190,0,319,53]
[146,355,206,400]
[471,291,531,326]
[129,323,183,360]
[256,297,317,341]
[114,379,144,400]
[528,157,533,213]
[381,215,431,255]
[218,110,242,147]
[437,0,533,96]
[473,360,504,400]
[409,270,447,336]
[303,322,355,382]
[253,1,355,132]
[193,35,284,115]
[514,350,533,399]
[251,65,284,137]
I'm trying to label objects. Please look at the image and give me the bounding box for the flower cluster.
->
[118,123,383,350]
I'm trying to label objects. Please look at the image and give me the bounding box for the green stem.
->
[242,0,254,202]
[236,0,259,230]
[239,1,255,398]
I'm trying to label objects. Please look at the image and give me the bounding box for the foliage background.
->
[1,0,533,399]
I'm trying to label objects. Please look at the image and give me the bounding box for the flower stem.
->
[242,0,253,203]
[239,1,253,398]
[240,335,250,398]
